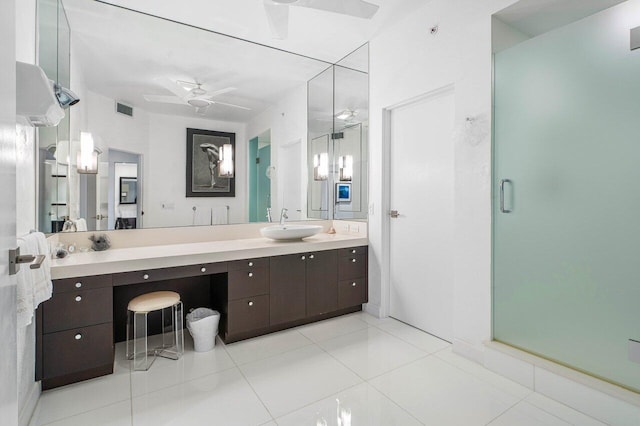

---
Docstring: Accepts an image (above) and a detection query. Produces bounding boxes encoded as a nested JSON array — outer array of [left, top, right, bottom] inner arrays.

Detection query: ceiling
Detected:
[[97, 0, 428, 64], [495, 0, 627, 37], [62, 0, 422, 123]]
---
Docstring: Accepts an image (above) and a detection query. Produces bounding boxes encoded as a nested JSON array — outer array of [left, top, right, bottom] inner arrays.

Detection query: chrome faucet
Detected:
[[266, 207, 273, 223], [279, 208, 288, 226]]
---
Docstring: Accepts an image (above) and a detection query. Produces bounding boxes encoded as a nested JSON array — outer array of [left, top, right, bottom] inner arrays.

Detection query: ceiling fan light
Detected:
[[187, 98, 210, 108]]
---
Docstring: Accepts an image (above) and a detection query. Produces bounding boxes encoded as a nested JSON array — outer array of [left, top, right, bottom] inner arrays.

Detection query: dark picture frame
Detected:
[[336, 182, 352, 202], [186, 128, 236, 197], [119, 176, 137, 204]]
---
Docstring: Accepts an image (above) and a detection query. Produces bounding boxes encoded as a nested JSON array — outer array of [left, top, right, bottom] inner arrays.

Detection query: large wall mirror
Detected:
[[37, 0, 368, 233], [307, 45, 369, 221]]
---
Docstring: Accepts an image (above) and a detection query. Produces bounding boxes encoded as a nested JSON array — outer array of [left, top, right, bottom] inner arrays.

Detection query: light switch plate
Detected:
[[351, 224, 360, 233], [629, 339, 640, 363], [632, 26, 640, 51]]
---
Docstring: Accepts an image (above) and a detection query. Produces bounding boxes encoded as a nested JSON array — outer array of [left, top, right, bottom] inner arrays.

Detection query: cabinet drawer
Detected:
[[338, 278, 368, 309], [43, 287, 112, 333], [43, 323, 113, 379], [338, 246, 368, 258], [338, 254, 367, 280], [53, 275, 112, 294], [228, 267, 269, 300], [227, 295, 269, 335], [228, 257, 269, 272], [113, 262, 227, 286]]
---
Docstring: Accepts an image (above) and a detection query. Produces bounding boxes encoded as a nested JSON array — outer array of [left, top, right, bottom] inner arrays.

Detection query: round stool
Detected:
[[125, 291, 184, 371]]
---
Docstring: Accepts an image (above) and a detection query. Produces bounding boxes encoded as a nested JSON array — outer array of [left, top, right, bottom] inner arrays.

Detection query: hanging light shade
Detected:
[[313, 152, 328, 181], [218, 143, 234, 178], [77, 132, 98, 174], [339, 155, 353, 181]]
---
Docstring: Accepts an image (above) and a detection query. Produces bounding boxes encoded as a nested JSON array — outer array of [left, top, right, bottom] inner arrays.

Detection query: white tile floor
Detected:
[[30, 312, 606, 426]]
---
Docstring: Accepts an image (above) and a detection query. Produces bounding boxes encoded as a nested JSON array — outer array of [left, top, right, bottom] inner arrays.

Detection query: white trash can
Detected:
[[186, 308, 220, 352]]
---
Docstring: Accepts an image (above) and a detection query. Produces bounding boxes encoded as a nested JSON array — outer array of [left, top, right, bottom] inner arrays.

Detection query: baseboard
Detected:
[[363, 302, 382, 318], [19, 381, 40, 426], [484, 341, 640, 425], [452, 338, 484, 364]]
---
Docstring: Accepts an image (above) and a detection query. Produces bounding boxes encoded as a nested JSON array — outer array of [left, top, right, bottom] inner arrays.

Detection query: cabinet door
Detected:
[[270, 254, 306, 325], [306, 250, 338, 316]]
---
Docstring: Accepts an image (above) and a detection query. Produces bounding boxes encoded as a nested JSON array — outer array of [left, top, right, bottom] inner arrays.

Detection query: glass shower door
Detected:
[[493, 3, 640, 392]]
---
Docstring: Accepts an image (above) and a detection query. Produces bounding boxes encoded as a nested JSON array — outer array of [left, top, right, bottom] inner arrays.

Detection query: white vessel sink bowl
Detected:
[[260, 225, 323, 241]]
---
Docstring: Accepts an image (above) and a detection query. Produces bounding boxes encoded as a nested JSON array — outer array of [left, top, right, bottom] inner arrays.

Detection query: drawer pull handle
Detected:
[[75, 295, 82, 302], [351, 249, 356, 254], [74, 333, 82, 340], [301, 255, 306, 260], [309, 254, 315, 259], [75, 282, 82, 288], [248, 261, 254, 267], [248, 272, 254, 278], [248, 301, 254, 307], [351, 259, 357, 263], [201, 267, 207, 273], [352, 282, 357, 287], [143, 274, 149, 280]]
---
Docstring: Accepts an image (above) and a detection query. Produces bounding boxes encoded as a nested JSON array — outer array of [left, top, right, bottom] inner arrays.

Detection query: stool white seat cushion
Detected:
[[128, 291, 180, 312]]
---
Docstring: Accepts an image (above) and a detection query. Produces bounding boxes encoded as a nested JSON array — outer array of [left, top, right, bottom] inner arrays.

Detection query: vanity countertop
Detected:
[[50, 233, 368, 279]]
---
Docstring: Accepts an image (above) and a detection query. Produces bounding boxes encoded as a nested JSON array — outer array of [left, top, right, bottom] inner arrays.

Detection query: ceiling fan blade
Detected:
[[206, 87, 237, 98], [176, 80, 199, 91], [264, 1, 289, 39], [143, 94, 187, 105], [295, 0, 379, 19], [154, 77, 189, 98], [212, 101, 252, 111]]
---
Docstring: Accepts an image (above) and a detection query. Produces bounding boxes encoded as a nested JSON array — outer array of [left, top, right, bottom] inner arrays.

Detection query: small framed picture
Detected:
[[336, 183, 351, 202]]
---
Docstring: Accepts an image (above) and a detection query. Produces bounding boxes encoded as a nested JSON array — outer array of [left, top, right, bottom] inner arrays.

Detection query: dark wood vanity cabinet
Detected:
[[38, 245, 368, 387], [306, 250, 338, 316], [269, 253, 307, 325], [37, 274, 114, 390], [338, 247, 368, 309]]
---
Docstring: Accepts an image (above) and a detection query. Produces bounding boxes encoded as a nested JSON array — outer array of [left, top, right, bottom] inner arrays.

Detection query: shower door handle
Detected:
[[500, 179, 513, 213]]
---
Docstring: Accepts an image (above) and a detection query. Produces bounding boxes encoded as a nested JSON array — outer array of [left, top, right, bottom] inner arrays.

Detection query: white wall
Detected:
[[368, 0, 518, 360], [145, 114, 246, 227], [246, 84, 308, 219]]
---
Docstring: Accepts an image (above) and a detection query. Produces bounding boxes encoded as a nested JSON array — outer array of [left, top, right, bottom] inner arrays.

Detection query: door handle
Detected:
[[500, 179, 513, 213], [390, 210, 400, 218]]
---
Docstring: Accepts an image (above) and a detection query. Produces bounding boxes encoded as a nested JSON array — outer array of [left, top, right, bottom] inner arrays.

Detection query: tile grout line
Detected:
[[218, 337, 278, 424], [433, 350, 534, 403]]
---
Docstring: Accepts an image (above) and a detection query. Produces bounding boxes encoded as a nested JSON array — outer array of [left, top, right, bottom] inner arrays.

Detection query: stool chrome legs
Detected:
[[126, 301, 184, 371]]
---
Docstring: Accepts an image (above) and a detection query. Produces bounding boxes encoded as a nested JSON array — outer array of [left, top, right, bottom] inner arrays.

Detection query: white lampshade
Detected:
[[218, 143, 234, 178], [339, 155, 353, 181], [313, 152, 328, 181], [77, 132, 98, 174]]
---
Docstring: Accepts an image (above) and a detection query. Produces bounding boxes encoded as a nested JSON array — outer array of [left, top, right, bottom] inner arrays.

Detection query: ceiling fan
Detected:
[[264, 0, 380, 39], [143, 78, 251, 115]]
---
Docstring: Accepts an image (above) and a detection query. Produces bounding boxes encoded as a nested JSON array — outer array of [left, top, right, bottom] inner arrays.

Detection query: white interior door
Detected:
[[389, 87, 455, 342], [280, 140, 302, 220], [0, 1, 19, 419]]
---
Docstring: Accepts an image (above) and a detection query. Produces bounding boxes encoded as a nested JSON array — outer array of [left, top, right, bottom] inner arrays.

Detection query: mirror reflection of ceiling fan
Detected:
[[143, 78, 251, 115], [264, 0, 380, 39]]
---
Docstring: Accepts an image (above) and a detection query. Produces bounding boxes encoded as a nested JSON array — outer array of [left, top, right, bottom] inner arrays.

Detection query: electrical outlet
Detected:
[[350, 224, 360, 233], [341, 223, 350, 233]]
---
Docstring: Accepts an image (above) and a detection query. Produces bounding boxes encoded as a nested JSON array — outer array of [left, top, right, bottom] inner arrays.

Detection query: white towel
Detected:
[[75, 218, 88, 232], [16, 232, 52, 327]]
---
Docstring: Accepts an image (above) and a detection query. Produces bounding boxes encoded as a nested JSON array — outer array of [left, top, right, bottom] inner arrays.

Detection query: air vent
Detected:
[[116, 102, 134, 117]]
